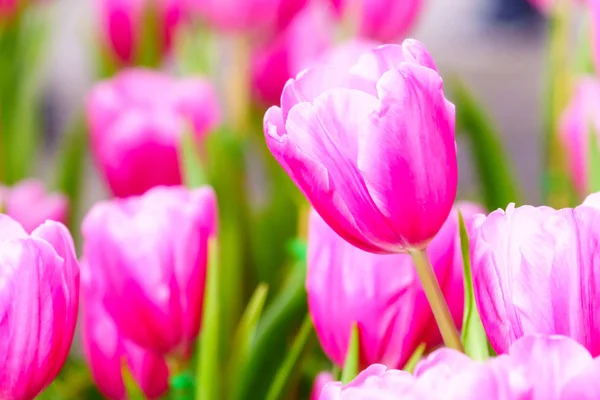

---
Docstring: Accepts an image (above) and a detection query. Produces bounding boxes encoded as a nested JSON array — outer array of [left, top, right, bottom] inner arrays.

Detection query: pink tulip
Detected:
[[81, 261, 168, 399], [311, 372, 334, 400], [559, 78, 600, 197], [329, 0, 423, 43], [0, 179, 68, 233], [264, 39, 457, 254], [187, 0, 307, 34], [251, 3, 332, 106], [0, 215, 79, 400], [82, 185, 217, 357], [320, 335, 600, 399], [0, 0, 19, 21], [470, 202, 600, 355], [307, 203, 483, 369], [96, 0, 185, 64], [87, 68, 220, 198]]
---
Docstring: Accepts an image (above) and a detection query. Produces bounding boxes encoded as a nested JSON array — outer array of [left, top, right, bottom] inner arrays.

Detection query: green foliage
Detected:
[[341, 324, 360, 384]]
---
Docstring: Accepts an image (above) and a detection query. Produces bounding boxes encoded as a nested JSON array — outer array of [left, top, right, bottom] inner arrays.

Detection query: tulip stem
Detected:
[[409, 248, 464, 352]]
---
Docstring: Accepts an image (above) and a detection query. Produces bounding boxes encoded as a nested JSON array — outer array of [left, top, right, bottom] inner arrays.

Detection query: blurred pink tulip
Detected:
[[307, 203, 483, 369], [470, 202, 600, 355], [0, 179, 68, 233], [0, 216, 79, 400], [320, 335, 600, 399], [87, 69, 220, 198], [82, 185, 217, 357], [311, 372, 334, 400], [81, 262, 168, 400], [559, 78, 600, 197], [329, 0, 423, 43], [187, 0, 307, 33], [97, 0, 185, 64], [265, 39, 457, 254], [0, 0, 19, 21]]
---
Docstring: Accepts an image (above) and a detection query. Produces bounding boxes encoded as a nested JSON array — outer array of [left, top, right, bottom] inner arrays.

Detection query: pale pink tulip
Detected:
[[81, 185, 217, 356], [87, 69, 220, 197], [470, 202, 600, 355], [559, 78, 600, 197], [0, 216, 79, 400], [0, 179, 68, 233], [264, 39, 456, 254], [307, 203, 483, 369], [311, 372, 334, 400], [329, 0, 423, 43]]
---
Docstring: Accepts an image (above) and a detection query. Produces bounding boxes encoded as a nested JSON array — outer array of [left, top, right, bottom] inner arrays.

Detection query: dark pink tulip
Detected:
[[96, 0, 185, 64], [310, 372, 334, 400], [264, 39, 457, 254], [87, 69, 220, 198], [307, 203, 483, 369], [0, 216, 79, 400], [470, 202, 600, 355], [82, 185, 218, 357], [81, 262, 168, 399], [329, 0, 423, 43], [0, 179, 68, 233]]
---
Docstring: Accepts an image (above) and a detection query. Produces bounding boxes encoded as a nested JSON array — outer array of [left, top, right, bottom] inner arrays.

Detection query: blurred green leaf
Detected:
[[575, 13, 595, 75], [175, 23, 213, 76], [196, 238, 220, 400], [179, 128, 207, 188], [122, 363, 145, 400], [450, 77, 521, 210], [402, 343, 426, 374], [265, 315, 316, 400], [135, 0, 161, 68], [287, 238, 307, 264], [458, 211, 490, 361], [588, 125, 600, 193], [341, 323, 359, 384]]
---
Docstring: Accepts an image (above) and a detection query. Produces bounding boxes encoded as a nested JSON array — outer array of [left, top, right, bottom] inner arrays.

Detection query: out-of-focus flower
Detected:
[[470, 201, 600, 355], [264, 39, 457, 254], [0, 216, 79, 400], [0, 179, 68, 233], [251, 3, 332, 106], [187, 0, 307, 34], [0, 0, 21, 22], [96, 0, 185, 65], [329, 0, 423, 43], [81, 261, 169, 400], [307, 203, 483, 369], [311, 372, 334, 400], [320, 335, 600, 399], [87, 68, 220, 198], [82, 185, 217, 357], [560, 78, 600, 197]]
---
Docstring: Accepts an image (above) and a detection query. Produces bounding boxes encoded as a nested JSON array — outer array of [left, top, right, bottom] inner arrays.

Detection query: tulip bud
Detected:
[[264, 39, 457, 254], [86, 69, 220, 198], [0, 216, 79, 400], [82, 185, 218, 356], [470, 201, 600, 355], [0, 179, 68, 233], [81, 262, 168, 399], [307, 203, 483, 369], [329, 0, 423, 43]]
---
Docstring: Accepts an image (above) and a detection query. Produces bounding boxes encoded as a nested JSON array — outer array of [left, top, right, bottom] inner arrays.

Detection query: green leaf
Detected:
[[575, 13, 595, 75], [402, 343, 426, 374], [196, 238, 220, 400], [135, 0, 162, 68], [179, 128, 207, 188], [458, 211, 490, 361], [122, 362, 145, 400], [450, 78, 521, 211], [265, 315, 316, 400], [588, 125, 600, 193], [341, 323, 360, 384]]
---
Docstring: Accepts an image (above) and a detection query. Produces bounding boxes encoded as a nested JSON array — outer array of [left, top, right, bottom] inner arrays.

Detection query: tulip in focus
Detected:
[[0, 179, 68, 233], [329, 0, 423, 43], [560, 78, 600, 197], [265, 39, 457, 254], [470, 200, 600, 355], [307, 203, 483, 368], [82, 185, 217, 356], [97, 0, 185, 65], [0, 215, 79, 400], [87, 69, 220, 197], [320, 335, 600, 399], [311, 372, 334, 400], [81, 262, 169, 399]]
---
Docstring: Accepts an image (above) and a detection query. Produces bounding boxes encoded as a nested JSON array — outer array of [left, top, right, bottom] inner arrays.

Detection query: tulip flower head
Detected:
[[87, 69, 220, 197], [0, 216, 79, 400], [265, 39, 457, 254]]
